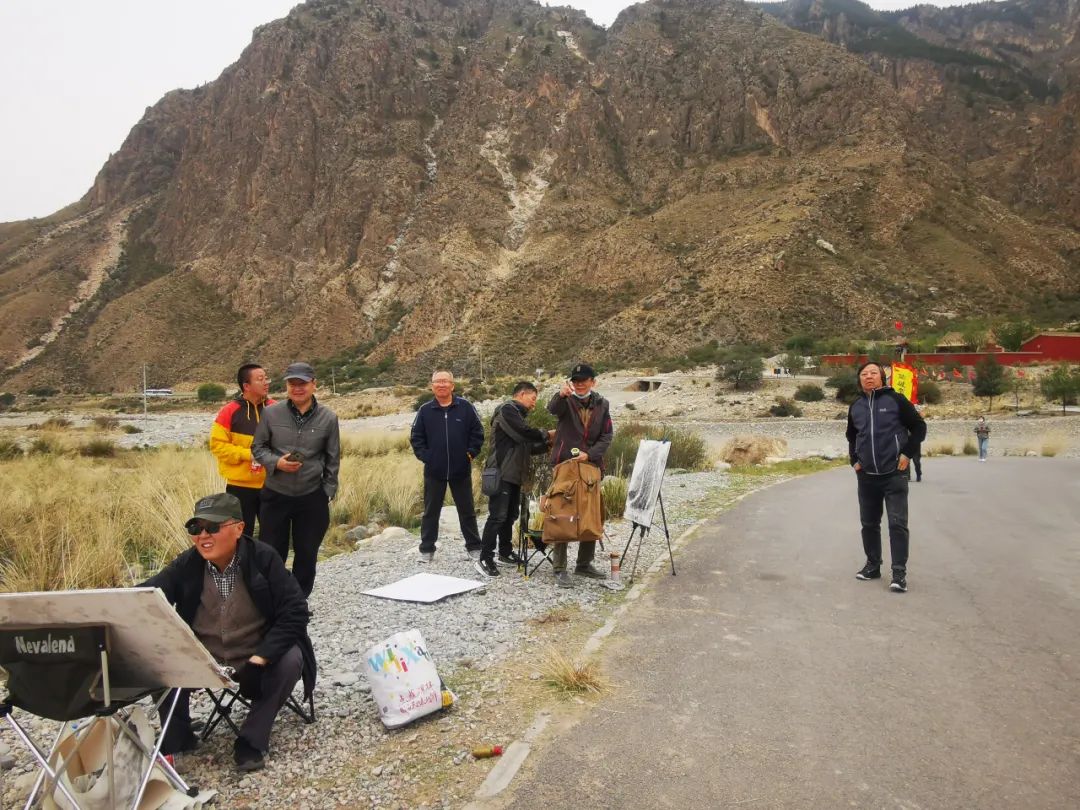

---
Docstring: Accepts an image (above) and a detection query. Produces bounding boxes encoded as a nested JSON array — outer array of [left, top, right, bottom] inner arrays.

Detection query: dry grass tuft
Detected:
[[717, 435, 787, 466], [925, 441, 956, 457], [340, 431, 412, 457], [962, 439, 977, 456], [1040, 432, 1068, 457], [528, 607, 574, 626], [536, 646, 609, 696]]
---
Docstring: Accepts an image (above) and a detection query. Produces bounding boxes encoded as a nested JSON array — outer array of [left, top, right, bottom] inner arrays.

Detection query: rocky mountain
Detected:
[[2, 0, 1079, 392]]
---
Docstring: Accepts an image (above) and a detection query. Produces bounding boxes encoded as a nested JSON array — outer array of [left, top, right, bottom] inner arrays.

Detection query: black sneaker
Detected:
[[890, 571, 907, 592], [855, 563, 881, 581], [474, 558, 499, 578], [498, 550, 524, 565], [234, 738, 265, 772]]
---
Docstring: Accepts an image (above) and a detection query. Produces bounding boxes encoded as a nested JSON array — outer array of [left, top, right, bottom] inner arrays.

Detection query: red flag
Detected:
[[968, 370, 976, 381], [952, 369, 962, 379], [894, 320, 903, 331], [1017, 369, 1026, 377]]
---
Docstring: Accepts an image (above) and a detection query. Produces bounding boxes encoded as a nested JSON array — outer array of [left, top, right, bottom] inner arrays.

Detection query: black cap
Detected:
[[283, 362, 315, 382], [569, 363, 595, 381], [188, 493, 243, 523]]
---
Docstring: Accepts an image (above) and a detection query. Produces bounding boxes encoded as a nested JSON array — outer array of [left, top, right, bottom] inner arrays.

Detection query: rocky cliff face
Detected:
[[2, 0, 1079, 391]]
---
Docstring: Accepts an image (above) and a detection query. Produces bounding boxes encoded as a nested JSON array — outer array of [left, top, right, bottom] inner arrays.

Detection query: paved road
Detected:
[[498, 458, 1080, 809]]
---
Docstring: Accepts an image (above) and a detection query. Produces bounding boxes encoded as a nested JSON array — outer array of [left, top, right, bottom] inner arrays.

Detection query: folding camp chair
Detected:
[[515, 492, 554, 578], [196, 683, 315, 743], [0, 623, 197, 809]]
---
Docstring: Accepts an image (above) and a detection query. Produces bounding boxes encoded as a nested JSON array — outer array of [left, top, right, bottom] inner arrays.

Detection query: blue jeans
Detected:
[[978, 437, 989, 459]]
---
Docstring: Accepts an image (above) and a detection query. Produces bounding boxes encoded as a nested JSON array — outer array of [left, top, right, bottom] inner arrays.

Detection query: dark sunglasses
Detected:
[[185, 519, 239, 536]]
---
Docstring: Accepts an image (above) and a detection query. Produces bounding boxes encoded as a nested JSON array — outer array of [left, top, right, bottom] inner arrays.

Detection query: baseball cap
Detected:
[[283, 362, 316, 382], [569, 363, 596, 381], [189, 493, 243, 523]]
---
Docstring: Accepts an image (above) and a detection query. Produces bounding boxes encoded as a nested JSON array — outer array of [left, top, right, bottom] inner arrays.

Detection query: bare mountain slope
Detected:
[[2, 0, 1079, 391]]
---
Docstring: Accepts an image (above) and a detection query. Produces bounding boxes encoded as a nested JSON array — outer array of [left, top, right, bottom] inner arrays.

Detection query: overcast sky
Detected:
[[1, 0, 974, 223]]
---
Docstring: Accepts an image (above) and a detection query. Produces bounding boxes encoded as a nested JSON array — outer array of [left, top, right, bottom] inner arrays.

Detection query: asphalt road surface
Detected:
[[499, 457, 1080, 809]]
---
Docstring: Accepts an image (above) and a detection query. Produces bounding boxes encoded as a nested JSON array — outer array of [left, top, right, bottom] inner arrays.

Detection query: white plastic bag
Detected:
[[364, 629, 450, 729]]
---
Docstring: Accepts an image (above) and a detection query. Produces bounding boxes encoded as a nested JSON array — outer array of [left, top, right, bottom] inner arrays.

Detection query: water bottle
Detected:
[[472, 745, 503, 758]]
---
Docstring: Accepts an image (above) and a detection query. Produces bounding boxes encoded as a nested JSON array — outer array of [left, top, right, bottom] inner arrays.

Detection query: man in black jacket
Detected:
[[476, 381, 553, 577], [143, 493, 316, 772], [410, 370, 485, 562], [846, 362, 927, 593]]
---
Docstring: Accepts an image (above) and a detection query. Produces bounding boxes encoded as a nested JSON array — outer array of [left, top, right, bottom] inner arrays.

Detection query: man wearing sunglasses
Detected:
[[142, 493, 316, 772]]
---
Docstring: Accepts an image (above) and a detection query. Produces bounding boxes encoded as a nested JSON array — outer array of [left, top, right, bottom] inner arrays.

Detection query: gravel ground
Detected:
[[1, 466, 779, 809]]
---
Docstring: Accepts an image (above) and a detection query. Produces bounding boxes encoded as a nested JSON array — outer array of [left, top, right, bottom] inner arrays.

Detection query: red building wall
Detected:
[[1019, 334, 1080, 362], [822, 352, 1043, 368]]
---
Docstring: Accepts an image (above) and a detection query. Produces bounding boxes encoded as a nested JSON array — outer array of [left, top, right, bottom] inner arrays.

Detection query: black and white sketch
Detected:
[[623, 439, 671, 528]]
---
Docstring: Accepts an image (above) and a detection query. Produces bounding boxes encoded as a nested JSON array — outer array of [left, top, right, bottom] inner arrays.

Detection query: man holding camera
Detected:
[[547, 363, 613, 587], [145, 493, 316, 772], [252, 362, 340, 597]]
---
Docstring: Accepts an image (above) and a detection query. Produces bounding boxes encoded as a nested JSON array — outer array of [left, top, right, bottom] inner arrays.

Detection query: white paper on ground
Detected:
[[362, 573, 484, 603]]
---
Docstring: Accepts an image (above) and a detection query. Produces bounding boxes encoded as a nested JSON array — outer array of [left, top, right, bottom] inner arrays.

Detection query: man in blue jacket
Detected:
[[846, 361, 927, 593], [410, 370, 485, 562]]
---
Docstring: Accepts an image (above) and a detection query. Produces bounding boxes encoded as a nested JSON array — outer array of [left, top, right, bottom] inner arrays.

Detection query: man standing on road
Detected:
[[847, 361, 927, 593], [210, 364, 274, 536], [547, 363, 613, 587], [974, 416, 991, 461], [410, 370, 484, 563], [252, 362, 340, 597], [476, 381, 553, 577]]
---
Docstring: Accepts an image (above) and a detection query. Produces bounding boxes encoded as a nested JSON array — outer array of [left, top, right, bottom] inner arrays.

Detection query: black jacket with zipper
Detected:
[[410, 396, 484, 480], [846, 385, 927, 475], [489, 401, 549, 486]]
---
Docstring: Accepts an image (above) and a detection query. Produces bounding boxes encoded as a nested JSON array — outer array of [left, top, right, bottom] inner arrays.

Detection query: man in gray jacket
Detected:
[[476, 382, 553, 577], [846, 361, 926, 593], [253, 362, 340, 596]]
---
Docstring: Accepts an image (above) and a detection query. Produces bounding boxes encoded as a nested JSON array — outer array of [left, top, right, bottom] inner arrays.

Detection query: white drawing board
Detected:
[[362, 573, 484, 604], [0, 587, 231, 689], [623, 439, 671, 528]]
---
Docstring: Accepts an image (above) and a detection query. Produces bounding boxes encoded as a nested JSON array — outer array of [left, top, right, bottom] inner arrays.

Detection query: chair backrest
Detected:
[[0, 624, 109, 720]]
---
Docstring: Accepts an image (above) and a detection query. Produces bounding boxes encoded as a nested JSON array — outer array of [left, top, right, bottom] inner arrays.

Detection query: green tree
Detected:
[[785, 334, 815, 354], [825, 369, 860, 404], [196, 383, 227, 403], [1040, 364, 1080, 414], [995, 320, 1032, 352], [780, 352, 806, 378], [0, 392, 14, 410], [972, 356, 1007, 412], [715, 346, 763, 391]]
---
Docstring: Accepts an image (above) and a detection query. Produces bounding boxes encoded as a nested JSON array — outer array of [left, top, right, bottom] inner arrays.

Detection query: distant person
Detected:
[[975, 416, 991, 461], [410, 370, 484, 562], [252, 362, 340, 597], [476, 382, 553, 577], [547, 363, 613, 588], [210, 364, 274, 535], [144, 493, 316, 773], [846, 361, 927, 593]]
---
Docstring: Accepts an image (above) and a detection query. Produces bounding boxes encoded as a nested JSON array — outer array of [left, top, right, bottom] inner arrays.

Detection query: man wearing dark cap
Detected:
[[547, 363, 614, 587], [252, 362, 340, 596], [142, 493, 316, 772]]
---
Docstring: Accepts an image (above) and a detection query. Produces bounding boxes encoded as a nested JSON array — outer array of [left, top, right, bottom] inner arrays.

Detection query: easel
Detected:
[[0, 588, 231, 809], [619, 439, 676, 583], [619, 490, 676, 583]]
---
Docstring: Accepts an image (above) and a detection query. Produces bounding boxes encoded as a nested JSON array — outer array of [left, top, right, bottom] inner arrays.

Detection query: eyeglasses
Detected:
[[185, 520, 239, 537]]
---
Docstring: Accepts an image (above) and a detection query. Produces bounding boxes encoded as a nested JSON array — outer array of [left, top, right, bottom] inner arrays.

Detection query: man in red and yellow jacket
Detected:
[[210, 364, 274, 535]]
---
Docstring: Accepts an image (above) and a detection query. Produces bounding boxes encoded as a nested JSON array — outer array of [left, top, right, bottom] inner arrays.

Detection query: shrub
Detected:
[[121, 424, 143, 434], [793, 384, 824, 402], [93, 415, 120, 430], [41, 416, 72, 431], [196, 383, 227, 403], [825, 369, 859, 404], [1040, 432, 1067, 457], [0, 439, 23, 460], [412, 392, 435, 411], [919, 380, 943, 404], [0, 392, 15, 410], [769, 398, 803, 417], [926, 441, 955, 456], [717, 435, 787, 465], [28, 386, 58, 398], [601, 476, 628, 518], [962, 439, 977, 455], [29, 436, 62, 455], [79, 439, 117, 458], [715, 345, 764, 391], [605, 423, 709, 474]]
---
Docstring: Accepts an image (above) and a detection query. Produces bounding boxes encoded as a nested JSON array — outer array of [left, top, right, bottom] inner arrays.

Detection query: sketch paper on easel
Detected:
[[623, 440, 670, 528]]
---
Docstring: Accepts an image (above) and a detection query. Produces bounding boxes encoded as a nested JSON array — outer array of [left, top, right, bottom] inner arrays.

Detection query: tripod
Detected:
[[619, 490, 675, 583]]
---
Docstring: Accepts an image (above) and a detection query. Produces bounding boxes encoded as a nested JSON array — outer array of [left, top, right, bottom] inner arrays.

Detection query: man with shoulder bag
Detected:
[[476, 382, 553, 577]]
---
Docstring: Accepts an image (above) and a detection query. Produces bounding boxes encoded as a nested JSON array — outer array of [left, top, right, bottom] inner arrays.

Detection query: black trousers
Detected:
[[420, 474, 481, 553], [480, 482, 521, 560], [857, 471, 910, 571], [226, 484, 262, 538], [161, 645, 304, 754], [258, 487, 329, 596]]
